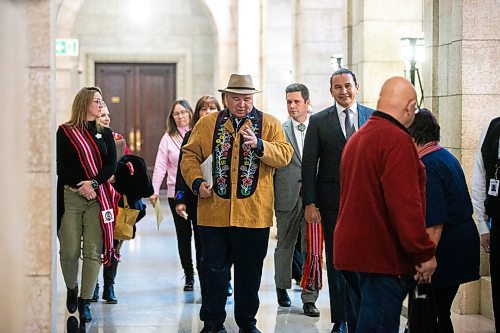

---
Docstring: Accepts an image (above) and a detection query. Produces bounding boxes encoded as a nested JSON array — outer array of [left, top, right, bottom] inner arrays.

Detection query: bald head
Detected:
[[377, 77, 418, 128]]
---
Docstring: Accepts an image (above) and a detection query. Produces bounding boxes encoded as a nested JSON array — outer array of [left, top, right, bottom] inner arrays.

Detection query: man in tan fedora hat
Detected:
[[181, 73, 293, 333]]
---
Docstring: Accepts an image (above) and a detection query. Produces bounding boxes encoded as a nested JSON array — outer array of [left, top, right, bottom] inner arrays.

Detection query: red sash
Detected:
[[60, 124, 120, 264], [418, 141, 443, 159], [301, 222, 324, 290]]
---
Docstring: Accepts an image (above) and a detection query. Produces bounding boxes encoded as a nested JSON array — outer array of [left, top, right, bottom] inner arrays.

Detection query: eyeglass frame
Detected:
[[93, 99, 106, 107], [172, 110, 189, 117]]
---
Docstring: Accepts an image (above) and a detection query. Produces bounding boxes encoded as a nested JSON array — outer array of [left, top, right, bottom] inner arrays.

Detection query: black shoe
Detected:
[[91, 283, 99, 302], [331, 321, 347, 333], [78, 297, 92, 322], [303, 302, 320, 317], [66, 286, 78, 314], [103, 284, 118, 304], [276, 288, 291, 307], [66, 316, 79, 333], [238, 326, 261, 333], [227, 282, 233, 297], [184, 276, 194, 291], [200, 325, 226, 333]]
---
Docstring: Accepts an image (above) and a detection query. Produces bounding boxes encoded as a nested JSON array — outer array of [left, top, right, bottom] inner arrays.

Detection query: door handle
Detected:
[[129, 129, 135, 152], [135, 129, 142, 152]]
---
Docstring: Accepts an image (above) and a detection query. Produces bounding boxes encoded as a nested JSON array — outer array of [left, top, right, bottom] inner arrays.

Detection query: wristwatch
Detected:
[[91, 179, 98, 189]]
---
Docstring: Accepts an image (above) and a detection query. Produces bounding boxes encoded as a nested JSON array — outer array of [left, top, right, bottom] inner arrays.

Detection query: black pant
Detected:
[[490, 217, 500, 332], [198, 226, 269, 329], [433, 285, 459, 333], [320, 209, 348, 322], [168, 198, 197, 277]]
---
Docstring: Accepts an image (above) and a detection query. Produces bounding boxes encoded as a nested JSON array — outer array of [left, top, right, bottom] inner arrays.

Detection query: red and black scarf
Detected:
[[60, 124, 120, 264], [301, 222, 324, 290]]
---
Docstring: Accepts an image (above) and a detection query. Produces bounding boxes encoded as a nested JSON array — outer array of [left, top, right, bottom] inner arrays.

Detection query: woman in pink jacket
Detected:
[[150, 99, 194, 290]]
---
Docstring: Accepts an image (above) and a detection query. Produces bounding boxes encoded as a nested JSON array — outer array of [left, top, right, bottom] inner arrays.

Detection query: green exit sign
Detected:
[[56, 39, 79, 56]]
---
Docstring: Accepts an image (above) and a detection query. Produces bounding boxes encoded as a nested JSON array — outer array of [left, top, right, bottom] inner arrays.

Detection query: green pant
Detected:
[[58, 188, 103, 299]]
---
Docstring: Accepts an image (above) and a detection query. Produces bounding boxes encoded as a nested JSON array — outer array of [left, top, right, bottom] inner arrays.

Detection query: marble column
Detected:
[[294, 0, 344, 112], [346, 0, 423, 108], [423, 0, 500, 317], [27, 0, 56, 331], [0, 1, 27, 332]]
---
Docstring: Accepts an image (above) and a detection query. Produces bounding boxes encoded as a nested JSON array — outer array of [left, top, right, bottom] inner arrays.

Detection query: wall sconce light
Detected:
[[400, 36, 425, 108], [330, 54, 343, 70]]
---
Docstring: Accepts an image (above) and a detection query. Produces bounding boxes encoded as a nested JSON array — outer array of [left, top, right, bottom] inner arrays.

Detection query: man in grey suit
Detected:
[[274, 83, 320, 317], [302, 68, 374, 333]]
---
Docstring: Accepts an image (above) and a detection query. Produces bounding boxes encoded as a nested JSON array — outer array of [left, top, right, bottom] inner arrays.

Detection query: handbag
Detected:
[[114, 195, 140, 240], [406, 283, 438, 333]]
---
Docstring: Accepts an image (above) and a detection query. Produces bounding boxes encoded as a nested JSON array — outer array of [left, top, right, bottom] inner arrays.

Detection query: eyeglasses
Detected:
[[172, 110, 188, 117], [93, 99, 106, 107]]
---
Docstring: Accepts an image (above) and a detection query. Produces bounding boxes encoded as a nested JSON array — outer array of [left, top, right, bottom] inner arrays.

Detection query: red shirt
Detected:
[[334, 112, 435, 275]]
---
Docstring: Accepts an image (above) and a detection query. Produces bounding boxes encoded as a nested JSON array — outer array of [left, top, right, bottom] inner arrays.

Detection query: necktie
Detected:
[[344, 109, 355, 140], [297, 123, 306, 157]]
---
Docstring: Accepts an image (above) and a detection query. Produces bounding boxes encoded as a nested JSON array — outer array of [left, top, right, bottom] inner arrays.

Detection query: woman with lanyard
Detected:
[[56, 87, 120, 322], [150, 100, 194, 291]]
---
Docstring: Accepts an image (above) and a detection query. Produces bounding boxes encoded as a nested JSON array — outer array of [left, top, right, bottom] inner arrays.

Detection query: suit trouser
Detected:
[[489, 217, 500, 332], [199, 226, 269, 329], [321, 208, 348, 322], [275, 198, 317, 303], [58, 189, 103, 299]]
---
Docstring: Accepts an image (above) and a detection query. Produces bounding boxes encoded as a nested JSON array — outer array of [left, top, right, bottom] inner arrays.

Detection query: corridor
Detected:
[[56, 196, 495, 333]]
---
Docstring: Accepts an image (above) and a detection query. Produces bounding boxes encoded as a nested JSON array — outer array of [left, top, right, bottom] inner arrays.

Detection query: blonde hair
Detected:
[[66, 86, 103, 132]]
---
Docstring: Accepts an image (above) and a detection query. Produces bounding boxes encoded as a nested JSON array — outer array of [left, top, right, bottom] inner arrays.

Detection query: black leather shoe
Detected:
[[200, 325, 226, 333], [276, 288, 291, 307], [303, 302, 320, 317], [66, 316, 78, 333], [78, 297, 92, 322], [91, 283, 99, 302], [184, 276, 194, 291], [238, 327, 261, 333], [103, 284, 118, 304], [331, 321, 347, 333], [227, 282, 233, 297], [66, 286, 78, 314]]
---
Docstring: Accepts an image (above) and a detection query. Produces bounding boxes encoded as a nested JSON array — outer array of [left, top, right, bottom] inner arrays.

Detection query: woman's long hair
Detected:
[[191, 95, 221, 128], [166, 99, 193, 139], [67, 86, 103, 132]]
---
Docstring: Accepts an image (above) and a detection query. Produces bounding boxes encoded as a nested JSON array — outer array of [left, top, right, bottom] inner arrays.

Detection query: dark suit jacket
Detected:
[[302, 104, 374, 212], [274, 119, 303, 211]]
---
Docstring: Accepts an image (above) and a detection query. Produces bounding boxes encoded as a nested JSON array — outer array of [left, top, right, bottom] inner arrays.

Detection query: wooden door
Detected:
[[95, 63, 176, 174]]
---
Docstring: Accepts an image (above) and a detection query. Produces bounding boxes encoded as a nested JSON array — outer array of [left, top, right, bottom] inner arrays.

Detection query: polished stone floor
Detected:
[[57, 199, 495, 333]]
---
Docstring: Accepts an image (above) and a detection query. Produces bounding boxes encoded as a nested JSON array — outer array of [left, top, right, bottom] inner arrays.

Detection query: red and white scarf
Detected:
[[61, 124, 120, 264], [301, 222, 324, 290], [418, 141, 443, 159]]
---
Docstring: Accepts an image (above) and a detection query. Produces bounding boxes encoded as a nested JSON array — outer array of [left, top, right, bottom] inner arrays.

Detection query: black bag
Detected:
[[406, 283, 437, 333]]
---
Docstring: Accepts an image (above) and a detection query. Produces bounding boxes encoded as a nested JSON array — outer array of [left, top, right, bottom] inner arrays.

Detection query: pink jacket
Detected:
[[152, 126, 189, 198]]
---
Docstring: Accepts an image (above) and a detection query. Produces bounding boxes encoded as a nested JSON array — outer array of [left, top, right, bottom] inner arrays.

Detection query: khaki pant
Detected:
[[58, 189, 102, 299]]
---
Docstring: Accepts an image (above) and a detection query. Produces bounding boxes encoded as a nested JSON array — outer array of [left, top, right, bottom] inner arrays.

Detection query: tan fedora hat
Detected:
[[218, 74, 261, 95]]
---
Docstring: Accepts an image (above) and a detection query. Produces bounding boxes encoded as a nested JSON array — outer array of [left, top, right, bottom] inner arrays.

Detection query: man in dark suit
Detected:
[[274, 83, 320, 317], [302, 68, 374, 333]]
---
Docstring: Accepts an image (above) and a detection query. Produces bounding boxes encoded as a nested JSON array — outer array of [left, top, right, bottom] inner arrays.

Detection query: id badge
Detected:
[[102, 209, 115, 223], [489, 179, 499, 196]]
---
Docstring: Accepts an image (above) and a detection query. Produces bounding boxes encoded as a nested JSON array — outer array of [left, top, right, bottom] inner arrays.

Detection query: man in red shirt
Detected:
[[334, 77, 437, 332]]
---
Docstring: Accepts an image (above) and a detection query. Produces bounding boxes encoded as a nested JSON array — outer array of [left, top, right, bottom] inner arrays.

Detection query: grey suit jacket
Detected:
[[274, 119, 303, 211]]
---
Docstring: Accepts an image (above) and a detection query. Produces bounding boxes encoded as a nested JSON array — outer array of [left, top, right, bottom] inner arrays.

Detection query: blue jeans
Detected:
[[198, 226, 269, 329], [343, 271, 415, 333]]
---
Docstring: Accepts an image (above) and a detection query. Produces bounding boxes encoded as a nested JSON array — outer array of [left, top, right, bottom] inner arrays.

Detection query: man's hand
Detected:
[[199, 181, 213, 198], [149, 194, 158, 207], [241, 125, 257, 148], [414, 256, 437, 283], [305, 204, 321, 224], [481, 233, 491, 253]]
